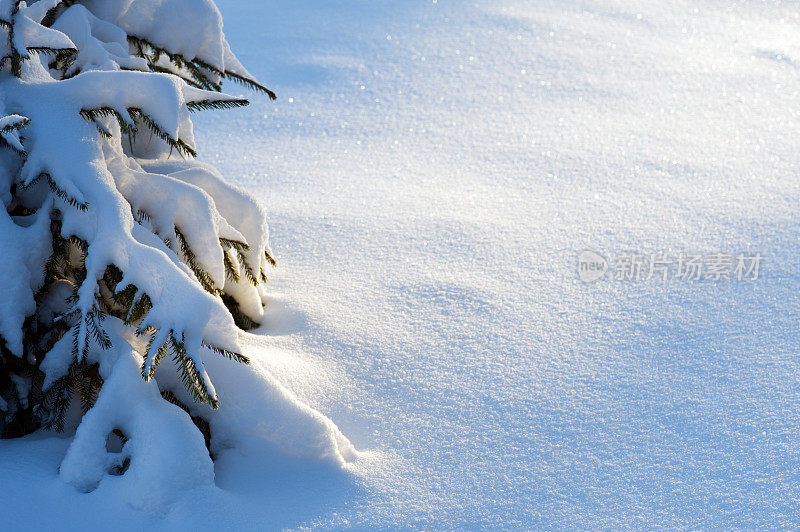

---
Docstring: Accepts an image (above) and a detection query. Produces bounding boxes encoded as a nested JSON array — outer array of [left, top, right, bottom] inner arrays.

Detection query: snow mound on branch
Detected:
[[0, 203, 51, 357], [139, 158, 274, 320], [59, 322, 356, 508], [60, 331, 215, 508], [84, 0, 239, 73], [52, 5, 149, 76], [149, 333, 358, 466], [205, 340, 358, 465], [10, 3, 75, 58]]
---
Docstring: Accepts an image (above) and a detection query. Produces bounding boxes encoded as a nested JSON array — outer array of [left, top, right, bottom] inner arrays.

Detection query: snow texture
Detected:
[[3, 0, 800, 529]]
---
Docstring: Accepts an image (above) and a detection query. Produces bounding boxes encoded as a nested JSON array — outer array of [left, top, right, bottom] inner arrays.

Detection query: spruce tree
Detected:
[[0, 0, 354, 499]]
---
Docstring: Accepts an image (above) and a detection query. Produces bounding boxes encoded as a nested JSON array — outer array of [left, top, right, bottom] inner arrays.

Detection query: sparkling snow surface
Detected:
[[5, 0, 800, 528]]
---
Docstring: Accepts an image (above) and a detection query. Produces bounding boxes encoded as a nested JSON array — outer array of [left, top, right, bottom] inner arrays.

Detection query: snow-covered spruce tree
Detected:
[[0, 0, 354, 502]]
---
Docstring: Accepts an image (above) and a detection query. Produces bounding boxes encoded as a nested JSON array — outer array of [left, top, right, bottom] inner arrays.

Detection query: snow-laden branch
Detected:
[[0, 0, 355, 496]]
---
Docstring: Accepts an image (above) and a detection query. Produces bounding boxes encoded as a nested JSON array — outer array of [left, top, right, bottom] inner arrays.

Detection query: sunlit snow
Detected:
[[3, 0, 800, 528]]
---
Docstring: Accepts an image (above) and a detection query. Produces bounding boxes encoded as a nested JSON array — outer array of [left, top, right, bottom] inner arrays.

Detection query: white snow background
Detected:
[[3, 0, 800, 528]]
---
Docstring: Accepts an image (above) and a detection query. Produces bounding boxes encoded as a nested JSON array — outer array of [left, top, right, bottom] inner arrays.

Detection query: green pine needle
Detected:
[[186, 98, 249, 112]]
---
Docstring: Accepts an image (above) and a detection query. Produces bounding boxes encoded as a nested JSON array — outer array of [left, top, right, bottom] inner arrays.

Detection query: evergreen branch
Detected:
[[69, 235, 88, 255], [126, 35, 276, 99], [264, 249, 277, 267], [131, 207, 155, 235], [181, 61, 221, 92], [2, 53, 13, 73], [236, 247, 258, 286], [37, 374, 72, 431], [80, 107, 135, 135], [42, 251, 68, 287], [128, 108, 196, 158], [221, 238, 258, 285], [134, 209, 152, 224], [203, 342, 249, 364], [220, 237, 250, 252], [9, 51, 22, 78], [27, 46, 76, 57], [103, 264, 124, 286], [21, 172, 88, 211], [42, 0, 79, 27], [150, 339, 169, 379], [112, 284, 137, 310], [70, 319, 87, 360], [0, 116, 29, 133], [141, 330, 169, 381], [0, 135, 26, 155], [49, 175, 88, 211], [74, 363, 101, 415], [188, 56, 224, 77], [85, 307, 111, 351], [52, 48, 78, 77], [220, 294, 258, 330], [175, 226, 218, 294], [186, 98, 250, 112], [7, 2, 23, 77], [170, 335, 219, 408], [220, 238, 248, 283], [149, 63, 198, 87], [4, 46, 76, 77], [3, 3, 280, 437], [36, 359, 100, 431], [223, 70, 277, 100], [165, 53, 223, 93], [92, 119, 112, 139], [127, 35, 221, 92], [126, 293, 152, 326], [222, 248, 239, 282], [37, 219, 68, 292], [80, 106, 195, 157]]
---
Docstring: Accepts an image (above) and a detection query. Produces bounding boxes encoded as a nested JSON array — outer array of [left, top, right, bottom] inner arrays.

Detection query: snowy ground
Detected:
[[4, 0, 800, 528]]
